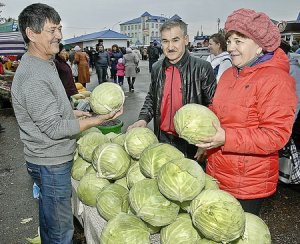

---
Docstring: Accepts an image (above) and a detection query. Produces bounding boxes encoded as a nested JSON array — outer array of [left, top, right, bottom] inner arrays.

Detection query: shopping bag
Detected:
[[278, 138, 300, 184]]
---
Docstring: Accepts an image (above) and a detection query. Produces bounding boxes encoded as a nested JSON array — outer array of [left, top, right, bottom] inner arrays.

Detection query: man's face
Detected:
[[32, 20, 62, 59], [161, 26, 188, 64]]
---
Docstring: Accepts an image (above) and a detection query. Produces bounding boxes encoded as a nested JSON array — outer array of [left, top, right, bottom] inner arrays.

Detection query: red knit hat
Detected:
[[224, 8, 281, 52]]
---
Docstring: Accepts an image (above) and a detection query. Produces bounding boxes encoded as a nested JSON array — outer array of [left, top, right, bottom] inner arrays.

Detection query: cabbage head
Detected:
[[77, 173, 110, 206], [124, 127, 158, 159], [75, 126, 100, 140], [92, 143, 130, 180], [77, 132, 109, 162], [190, 189, 245, 243], [161, 213, 202, 244], [105, 132, 119, 141], [129, 179, 179, 227], [96, 184, 129, 221], [174, 104, 220, 144], [204, 174, 219, 190], [114, 177, 128, 190], [100, 212, 150, 244], [139, 143, 184, 178], [157, 158, 206, 202], [90, 82, 125, 115], [111, 133, 126, 146], [126, 162, 146, 189], [232, 213, 271, 244], [85, 165, 97, 175], [71, 156, 90, 181]]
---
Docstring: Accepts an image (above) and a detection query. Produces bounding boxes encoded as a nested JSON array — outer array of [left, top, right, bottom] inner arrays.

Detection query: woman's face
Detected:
[[226, 33, 262, 67], [58, 48, 67, 61], [208, 39, 221, 56]]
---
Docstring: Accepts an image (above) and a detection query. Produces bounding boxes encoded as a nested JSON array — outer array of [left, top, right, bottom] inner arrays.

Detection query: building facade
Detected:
[[120, 12, 181, 46]]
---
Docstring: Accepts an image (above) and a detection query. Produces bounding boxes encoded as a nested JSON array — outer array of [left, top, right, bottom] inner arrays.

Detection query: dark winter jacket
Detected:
[[138, 50, 216, 137]]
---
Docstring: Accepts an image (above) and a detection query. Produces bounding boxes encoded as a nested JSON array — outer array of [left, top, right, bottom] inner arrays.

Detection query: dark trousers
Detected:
[[238, 198, 265, 215], [127, 77, 136, 92], [118, 76, 124, 85], [149, 59, 158, 73], [111, 68, 117, 82], [158, 131, 197, 160], [96, 66, 107, 84]]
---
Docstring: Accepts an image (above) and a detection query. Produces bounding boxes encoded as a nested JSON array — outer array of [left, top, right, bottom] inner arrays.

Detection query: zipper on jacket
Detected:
[[169, 66, 175, 131]]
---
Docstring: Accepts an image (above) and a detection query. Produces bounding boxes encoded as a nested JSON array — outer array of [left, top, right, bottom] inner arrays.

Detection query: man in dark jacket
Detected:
[[147, 41, 160, 72], [94, 44, 110, 84], [128, 19, 216, 159]]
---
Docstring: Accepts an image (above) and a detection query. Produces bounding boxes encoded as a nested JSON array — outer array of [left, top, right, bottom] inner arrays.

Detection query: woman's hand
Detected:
[[196, 122, 225, 150]]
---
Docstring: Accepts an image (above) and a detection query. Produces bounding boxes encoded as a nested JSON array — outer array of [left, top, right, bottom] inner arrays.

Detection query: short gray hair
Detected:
[[160, 19, 187, 36]]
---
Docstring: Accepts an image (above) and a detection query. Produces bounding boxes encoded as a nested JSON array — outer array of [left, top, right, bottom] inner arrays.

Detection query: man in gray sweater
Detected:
[[11, 3, 122, 243]]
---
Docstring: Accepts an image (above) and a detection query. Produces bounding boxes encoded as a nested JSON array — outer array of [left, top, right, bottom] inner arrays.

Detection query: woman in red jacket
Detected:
[[196, 8, 297, 215]]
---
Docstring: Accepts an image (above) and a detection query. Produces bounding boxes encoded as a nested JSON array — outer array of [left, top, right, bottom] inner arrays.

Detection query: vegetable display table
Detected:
[[71, 178, 160, 244]]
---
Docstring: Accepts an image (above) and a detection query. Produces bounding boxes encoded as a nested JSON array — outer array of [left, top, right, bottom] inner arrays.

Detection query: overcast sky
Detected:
[[2, 0, 300, 40]]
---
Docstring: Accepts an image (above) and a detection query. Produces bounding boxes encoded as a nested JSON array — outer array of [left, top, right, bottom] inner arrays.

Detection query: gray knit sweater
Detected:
[[11, 52, 80, 165]]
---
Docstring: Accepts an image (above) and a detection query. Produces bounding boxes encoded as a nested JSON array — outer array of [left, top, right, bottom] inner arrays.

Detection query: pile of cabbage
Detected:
[[72, 126, 271, 244]]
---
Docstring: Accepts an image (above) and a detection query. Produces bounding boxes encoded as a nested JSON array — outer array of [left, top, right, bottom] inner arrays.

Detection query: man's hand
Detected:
[[73, 110, 92, 119], [194, 147, 207, 162], [196, 122, 225, 150], [96, 107, 124, 125], [127, 119, 147, 131]]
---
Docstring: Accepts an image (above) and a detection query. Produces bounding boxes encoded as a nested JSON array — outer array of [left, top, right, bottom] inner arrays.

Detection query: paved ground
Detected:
[[0, 60, 300, 243]]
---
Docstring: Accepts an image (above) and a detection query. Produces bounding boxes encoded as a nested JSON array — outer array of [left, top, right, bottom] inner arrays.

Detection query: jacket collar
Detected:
[[163, 49, 189, 69]]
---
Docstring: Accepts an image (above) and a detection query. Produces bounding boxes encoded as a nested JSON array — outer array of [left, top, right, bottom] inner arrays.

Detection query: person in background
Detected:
[[142, 47, 148, 60], [196, 8, 297, 215], [94, 44, 110, 84], [98, 38, 104, 47], [110, 44, 123, 83], [74, 45, 90, 87], [123, 47, 139, 92], [207, 33, 232, 83], [147, 41, 159, 72], [202, 38, 209, 47], [116, 58, 125, 86], [54, 43, 78, 99], [128, 19, 216, 160], [291, 40, 299, 52], [131, 46, 142, 60], [280, 40, 300, 115], [68, 48, 75, 65], [11, 4, 122, 243]]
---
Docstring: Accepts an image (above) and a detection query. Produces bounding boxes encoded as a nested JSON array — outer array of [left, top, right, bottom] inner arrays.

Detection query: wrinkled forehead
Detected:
[[43, 19, 62, 29], [161, 26, 185, 40]]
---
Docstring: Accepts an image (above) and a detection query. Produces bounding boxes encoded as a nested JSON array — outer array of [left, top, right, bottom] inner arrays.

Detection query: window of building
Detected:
[[139, 24, 141, 29], [151, 31, 154, 37], [146, 23, 149, 29], [156, 31, 158, 37], [131, 25, 134, 30], [135, 33, 137, 37], [124, 26, 127, 31], [135, 25, 137, 30], [156, 24, 158, 28], [152, 23, 154, 28]]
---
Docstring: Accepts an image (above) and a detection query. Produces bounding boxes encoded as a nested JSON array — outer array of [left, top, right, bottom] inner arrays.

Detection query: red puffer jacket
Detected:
[[207, 48, 297, 199]]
